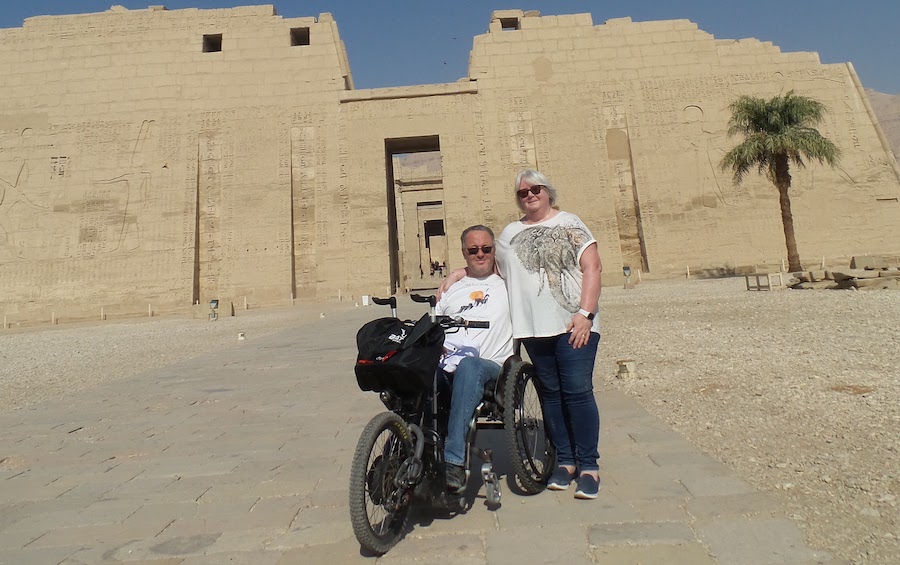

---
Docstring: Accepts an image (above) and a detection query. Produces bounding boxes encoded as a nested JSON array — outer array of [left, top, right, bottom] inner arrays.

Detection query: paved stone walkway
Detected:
[[0, 300, 841, 564]]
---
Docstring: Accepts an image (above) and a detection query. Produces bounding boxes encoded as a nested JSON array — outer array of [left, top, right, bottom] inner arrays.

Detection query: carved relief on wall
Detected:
[[0, 119, 172, 265], [677, 104, 740, 209], [0, 129, 53, 261], [508, 110, 537, 171]]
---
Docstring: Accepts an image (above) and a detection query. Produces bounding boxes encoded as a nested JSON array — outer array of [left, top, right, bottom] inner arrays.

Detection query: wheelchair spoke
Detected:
[[363, 431, 405, 534]]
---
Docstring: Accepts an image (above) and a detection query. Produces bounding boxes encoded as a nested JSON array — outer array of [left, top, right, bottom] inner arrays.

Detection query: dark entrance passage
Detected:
[[384, 136, 444, 293]]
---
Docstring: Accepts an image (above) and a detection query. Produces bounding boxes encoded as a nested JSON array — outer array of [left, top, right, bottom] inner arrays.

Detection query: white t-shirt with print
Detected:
[[496, 211, 602, 339], [435, 274, 514, 366]]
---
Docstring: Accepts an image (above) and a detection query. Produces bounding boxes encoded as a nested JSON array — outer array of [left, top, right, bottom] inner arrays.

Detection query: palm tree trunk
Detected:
[[774, 156, 802, 272]]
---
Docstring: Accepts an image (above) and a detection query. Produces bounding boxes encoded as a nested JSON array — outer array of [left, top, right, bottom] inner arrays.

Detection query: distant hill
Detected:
[[865, 88, 900, 160]]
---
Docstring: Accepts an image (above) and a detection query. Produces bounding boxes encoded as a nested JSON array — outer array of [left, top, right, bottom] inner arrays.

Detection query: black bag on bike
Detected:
[[355, 313, 444, 394]]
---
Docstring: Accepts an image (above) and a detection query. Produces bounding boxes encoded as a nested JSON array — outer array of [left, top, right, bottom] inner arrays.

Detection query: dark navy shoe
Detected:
[[546, 467, 576, 491], [445, 463, 466, 494], [574, 474, 600, 499]]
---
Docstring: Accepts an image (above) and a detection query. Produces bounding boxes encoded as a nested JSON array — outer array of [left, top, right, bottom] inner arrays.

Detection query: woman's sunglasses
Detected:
[[516, 185, 545, 199], [466, 246, 494, 255]]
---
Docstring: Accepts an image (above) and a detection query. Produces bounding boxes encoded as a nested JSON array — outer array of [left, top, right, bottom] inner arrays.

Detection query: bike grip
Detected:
[[466, 320, 490, 329], [410, 294, 437, 307], [371, 296, 396, 309]]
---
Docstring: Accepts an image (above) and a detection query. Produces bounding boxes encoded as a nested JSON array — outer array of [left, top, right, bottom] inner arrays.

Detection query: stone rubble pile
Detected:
[[791, 255, 900, 290]]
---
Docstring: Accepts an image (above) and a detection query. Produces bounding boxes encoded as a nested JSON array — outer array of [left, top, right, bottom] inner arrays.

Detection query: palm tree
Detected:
[[720, 90, 840, 272]]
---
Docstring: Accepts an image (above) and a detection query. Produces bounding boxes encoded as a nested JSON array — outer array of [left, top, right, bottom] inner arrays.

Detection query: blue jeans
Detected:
[[444, 356, 501, 466], [522, 332, 600, 472]]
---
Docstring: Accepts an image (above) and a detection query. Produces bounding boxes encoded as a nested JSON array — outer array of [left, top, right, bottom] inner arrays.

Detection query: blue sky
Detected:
[[3, 1, 897, 93]]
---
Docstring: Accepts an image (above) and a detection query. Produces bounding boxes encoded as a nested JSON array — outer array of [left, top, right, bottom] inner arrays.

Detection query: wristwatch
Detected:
[[577, 308, 595, 320]]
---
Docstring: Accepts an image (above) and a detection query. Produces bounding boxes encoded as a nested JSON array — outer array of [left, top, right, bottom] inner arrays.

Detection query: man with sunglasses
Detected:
[[436, 224, 513, 494]]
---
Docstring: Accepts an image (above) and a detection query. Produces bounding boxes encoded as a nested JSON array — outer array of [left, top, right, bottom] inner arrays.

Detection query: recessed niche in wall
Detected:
[[290, 27, 310, 46], [203, 34, 223, 52]]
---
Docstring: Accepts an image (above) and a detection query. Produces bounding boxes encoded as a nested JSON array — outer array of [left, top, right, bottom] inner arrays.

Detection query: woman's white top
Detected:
[[497, 211, 601, 339]]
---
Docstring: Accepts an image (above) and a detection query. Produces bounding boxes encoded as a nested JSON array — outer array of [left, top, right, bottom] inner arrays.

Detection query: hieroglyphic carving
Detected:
[[160, 122, 198, 282], [49, 156, 68, 179], [640, 77, 730, 102], [75, 190, 113, 257], [291, 117, 320, 292], [272, 124, 292, 262], [87, 173, 151, 254], [534, 129, 550, 172], [508, 110, 537, 171], [600, 90, 626, 104], [836, 88, 865, 152], [0, 158, 41, 261], [198, 131, 225, 299], [782, 67, 844, 83], [337, 118, 350, 247], [472, 99, 494, 230], [181, 158, 197, 289], [602, 106, 627, 131]]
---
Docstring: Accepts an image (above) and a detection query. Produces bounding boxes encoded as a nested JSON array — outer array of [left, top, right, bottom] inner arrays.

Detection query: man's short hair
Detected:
[[459, 225, 494, 247]]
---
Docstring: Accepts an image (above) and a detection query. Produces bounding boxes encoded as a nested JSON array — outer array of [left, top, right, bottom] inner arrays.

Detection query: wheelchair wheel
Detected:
[[349, 411, 413, 555], [502, 358, 555, 494]]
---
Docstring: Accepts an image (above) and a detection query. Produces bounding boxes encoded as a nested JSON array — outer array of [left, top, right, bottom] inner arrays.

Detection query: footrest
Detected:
[[482, 462, 501, 505], [476, 421, 504, 430]]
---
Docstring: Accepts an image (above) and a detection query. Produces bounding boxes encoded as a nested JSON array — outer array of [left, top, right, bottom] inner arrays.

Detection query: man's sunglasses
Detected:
[[517, 185, 545, 199], [466, 246, 494, 255]]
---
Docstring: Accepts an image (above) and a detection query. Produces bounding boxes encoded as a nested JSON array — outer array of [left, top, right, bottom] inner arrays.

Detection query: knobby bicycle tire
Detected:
[[349, 411, 414, 555], [502, 358, 555, 494]]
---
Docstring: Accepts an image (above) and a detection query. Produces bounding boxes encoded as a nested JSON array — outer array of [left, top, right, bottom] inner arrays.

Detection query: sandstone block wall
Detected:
[[0, 5, 352, 320], [1, 5, 898, 323], [468, 11, 900, 277]]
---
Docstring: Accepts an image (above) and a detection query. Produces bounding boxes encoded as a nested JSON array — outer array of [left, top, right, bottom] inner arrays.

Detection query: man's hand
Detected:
[[436, 268, 466, 300]]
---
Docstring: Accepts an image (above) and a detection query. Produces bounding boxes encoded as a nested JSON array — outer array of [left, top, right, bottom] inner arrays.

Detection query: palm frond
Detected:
[[718, 90, 837, 273], [720, 91, 840, 184]]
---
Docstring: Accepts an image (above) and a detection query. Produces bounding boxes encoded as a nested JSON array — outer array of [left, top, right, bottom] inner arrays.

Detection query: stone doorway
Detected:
[[384, 136, 444, 293], [415, 212, 448, 289]]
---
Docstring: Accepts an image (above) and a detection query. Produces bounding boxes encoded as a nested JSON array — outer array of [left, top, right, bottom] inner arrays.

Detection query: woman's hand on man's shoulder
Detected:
[[436, 268, 467, 299]]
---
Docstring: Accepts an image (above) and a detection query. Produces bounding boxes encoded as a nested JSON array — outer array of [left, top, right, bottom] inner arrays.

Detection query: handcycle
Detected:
[[348, 294, 555, 555]]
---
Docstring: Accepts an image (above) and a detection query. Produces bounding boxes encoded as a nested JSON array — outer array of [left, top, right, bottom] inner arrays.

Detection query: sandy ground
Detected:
[[600, 278, 899, 564], [1, 278, 897, 563]]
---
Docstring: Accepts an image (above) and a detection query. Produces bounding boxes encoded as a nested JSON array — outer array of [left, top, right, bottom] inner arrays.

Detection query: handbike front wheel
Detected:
[[349, 411, 414, 555], [503, 359, 555, 494]]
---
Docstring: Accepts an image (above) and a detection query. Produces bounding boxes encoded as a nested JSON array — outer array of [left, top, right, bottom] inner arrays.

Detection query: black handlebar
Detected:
[[410, 294, 437, 307], [438, 316, 489, 330], [371, 296, 396, 309], [370, 295, 486, 330]]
